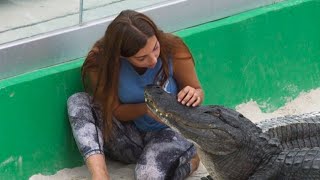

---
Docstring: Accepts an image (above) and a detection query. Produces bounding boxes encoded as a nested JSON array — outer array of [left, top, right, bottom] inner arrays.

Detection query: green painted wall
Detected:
[[0, 60, 84, 179], [0, 0, 319, 179], [176, 0, 320, 112]]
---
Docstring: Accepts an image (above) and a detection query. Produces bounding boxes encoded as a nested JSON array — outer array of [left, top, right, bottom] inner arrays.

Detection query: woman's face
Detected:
[[127, 35, 160, 69]]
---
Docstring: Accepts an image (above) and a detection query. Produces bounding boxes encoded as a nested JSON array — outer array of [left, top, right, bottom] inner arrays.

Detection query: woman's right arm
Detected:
[[113, 102, 147, 121], [113, 99, 161, 122]]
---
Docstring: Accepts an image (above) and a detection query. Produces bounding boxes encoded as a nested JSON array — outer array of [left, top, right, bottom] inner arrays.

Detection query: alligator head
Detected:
[[144, 85, 278, 179], [145, 85, 263, 155]]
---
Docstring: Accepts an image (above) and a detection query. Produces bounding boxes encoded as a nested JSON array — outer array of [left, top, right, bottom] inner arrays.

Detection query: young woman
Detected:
[[67, 9, 204, 180]]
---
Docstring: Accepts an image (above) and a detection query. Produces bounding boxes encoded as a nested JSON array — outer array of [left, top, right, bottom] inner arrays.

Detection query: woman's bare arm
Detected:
[[112, 98, 161, 122], [173, 45, 204, 106]]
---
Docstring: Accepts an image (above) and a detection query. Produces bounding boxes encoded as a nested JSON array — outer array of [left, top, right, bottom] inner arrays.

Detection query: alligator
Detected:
[[144, 85, 320, 180]]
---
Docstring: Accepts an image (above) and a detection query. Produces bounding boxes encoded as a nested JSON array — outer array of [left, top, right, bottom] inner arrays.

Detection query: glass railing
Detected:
[[0, 0, 279, 80], [0, 0, 170, 45]]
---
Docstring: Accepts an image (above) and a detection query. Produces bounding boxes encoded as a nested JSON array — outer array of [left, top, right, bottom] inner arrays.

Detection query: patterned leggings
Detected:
[[67, 92, 197, 180]]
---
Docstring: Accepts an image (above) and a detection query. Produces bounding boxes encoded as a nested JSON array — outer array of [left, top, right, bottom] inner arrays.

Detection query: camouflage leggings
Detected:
[[67, 92, 197, 180]]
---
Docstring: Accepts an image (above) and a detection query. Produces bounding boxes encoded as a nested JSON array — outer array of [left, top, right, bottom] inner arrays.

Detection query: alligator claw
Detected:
[[200, 175, 213, 180]]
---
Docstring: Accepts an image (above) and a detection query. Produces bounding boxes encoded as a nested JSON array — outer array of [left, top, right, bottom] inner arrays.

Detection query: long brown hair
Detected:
[[81, 10, 193, 139]]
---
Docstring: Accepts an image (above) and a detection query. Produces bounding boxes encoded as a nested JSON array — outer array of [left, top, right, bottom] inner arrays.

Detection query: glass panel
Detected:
[[0, 0, 80, 45], [82, 0, 170, 23], [0, 0, 279, 80]]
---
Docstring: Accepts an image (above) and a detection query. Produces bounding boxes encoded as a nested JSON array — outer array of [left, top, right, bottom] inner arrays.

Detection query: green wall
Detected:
[[0, 60, 84, 179], [0, 0, 320, 179], [177, 0, 320, 112]]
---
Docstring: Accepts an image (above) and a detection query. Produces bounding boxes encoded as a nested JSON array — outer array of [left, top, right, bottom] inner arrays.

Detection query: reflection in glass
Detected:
[[82, 0, 170, 23], [0, 0, 80, 45], [0, 0, 171, 45]]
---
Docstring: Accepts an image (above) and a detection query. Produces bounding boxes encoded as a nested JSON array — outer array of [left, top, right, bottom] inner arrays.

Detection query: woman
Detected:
[[67, 9, 204, 180]]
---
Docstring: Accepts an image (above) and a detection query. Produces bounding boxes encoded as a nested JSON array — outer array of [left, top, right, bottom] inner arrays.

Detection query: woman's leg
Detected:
[[104, 118, 144, 163], [67, 92, 105, 159], [67, 92, 144, 164], [67, 92, 108, 179], [135, 128, 198, 180]]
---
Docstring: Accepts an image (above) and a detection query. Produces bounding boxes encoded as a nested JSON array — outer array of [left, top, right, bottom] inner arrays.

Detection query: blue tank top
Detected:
[[118, 57, 178, 132]]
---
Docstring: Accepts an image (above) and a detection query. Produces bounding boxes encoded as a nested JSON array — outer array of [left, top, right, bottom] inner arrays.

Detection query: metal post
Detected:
[[79, 0, 84, 24]]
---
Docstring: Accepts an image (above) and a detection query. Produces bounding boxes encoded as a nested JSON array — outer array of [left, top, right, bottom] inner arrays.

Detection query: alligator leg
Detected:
[[200, 175, 214, 180]]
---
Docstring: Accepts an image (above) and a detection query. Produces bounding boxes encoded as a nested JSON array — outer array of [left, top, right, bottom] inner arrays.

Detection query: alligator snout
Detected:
[[145, 85, 163, 95]]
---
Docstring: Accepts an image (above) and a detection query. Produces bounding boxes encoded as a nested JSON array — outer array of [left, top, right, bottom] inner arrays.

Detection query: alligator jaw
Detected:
[[145, 96, 172, 126], [145, 94, 195, 135], [144, 86, 211, 129], [144, 85, 240, 156]]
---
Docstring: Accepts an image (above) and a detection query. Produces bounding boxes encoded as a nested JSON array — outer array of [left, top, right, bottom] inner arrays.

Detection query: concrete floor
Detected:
[[0, 0, 168, 44]]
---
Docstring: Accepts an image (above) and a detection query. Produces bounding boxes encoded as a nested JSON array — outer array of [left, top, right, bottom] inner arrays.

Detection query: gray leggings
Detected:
[[67, 92, 197, 180]]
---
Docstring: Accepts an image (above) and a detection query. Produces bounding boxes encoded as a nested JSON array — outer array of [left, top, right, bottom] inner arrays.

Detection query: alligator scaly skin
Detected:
[[249, 147, 320, 179], [144, 85, 320, 180], [257, 112, 320, 149]]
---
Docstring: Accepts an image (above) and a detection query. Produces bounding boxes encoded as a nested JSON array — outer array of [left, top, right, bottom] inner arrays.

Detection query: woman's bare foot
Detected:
[[86, 154, 110, 180]]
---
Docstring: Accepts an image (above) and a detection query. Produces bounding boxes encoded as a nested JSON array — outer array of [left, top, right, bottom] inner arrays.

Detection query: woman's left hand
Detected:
[[177, 86, 203, 107]]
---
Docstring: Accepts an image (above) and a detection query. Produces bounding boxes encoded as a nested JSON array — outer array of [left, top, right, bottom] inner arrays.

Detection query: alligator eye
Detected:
[[213, 112, 220, 117], [204, 110, 221, 117], [212, 109, 221, 117], [239, 114, 244, 118]]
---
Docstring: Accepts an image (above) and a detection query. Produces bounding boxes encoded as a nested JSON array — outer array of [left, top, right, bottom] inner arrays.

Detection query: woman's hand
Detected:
[[177, 86, 203, 107]]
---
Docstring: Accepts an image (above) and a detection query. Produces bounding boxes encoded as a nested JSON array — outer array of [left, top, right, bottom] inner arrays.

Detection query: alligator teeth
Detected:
[[159, 112, 163, 116], [165, 114, 169, 118], [155, 109, 158, 112], [163, 118, 168, 124]]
